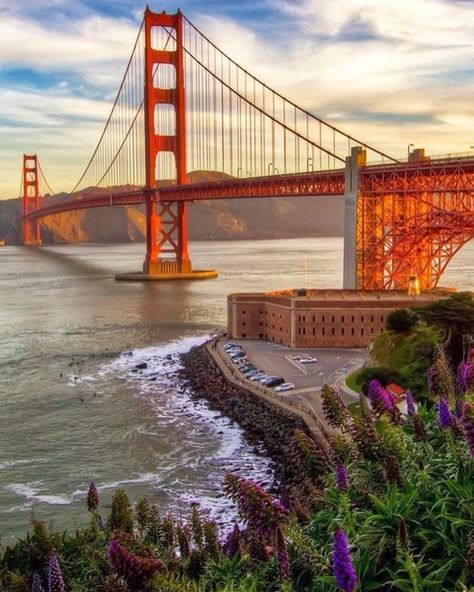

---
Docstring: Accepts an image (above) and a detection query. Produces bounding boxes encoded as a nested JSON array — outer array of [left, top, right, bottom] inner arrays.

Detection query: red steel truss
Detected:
[[357, 157, 474, 290]]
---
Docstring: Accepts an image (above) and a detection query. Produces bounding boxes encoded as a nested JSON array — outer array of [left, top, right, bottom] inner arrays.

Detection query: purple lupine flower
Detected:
[[224, 474, 288, 538], [222, 523, 241, 558], [108, 537, 165, 591], [332, 528, 357, 592], [336, 463, 348, 492], [457, 361, 472, 395], [48, 555, 65, 592], [31, 573, 44, 592], [368, 379, 393, 414], [461, 403, 474, 456], [438, 398, 453, 429], [87, 482, 99, 512], [405, 389, 415, 416]]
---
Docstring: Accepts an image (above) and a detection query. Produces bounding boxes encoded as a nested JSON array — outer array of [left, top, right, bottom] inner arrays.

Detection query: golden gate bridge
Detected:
[[20, 8, 474, 290]]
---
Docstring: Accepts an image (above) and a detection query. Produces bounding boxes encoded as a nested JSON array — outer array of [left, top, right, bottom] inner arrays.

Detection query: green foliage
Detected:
[[368, 323, 441, 397], [109, 488, 134, 533], [386, 308, 419, 333], [416, 292, 474, 365]]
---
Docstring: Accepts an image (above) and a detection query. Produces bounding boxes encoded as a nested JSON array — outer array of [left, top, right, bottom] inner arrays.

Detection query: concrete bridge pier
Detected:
[[343, 146, 366, 289]]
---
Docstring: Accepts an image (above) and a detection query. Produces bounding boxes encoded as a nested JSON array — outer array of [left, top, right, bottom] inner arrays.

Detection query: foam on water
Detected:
[[5, 334, 277, 531]]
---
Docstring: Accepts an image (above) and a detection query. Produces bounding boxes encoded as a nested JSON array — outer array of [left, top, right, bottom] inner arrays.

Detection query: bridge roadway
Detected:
[[25, 169, 346, 221], [25, 154, 474, 223]]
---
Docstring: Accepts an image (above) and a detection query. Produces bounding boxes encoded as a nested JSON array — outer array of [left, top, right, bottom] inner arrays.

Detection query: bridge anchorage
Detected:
[[18, 7, 474, 289]]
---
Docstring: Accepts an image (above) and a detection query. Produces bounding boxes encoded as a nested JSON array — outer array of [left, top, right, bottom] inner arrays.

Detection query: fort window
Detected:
[[331, 327, 335, 335], [342, 315, 345, 322], [332, 315, 335, 322], [312, 315, 315, 322], [361, 315, 364, 322], [242, 333, 247, 338], [313, 328, 315, 335], [361, 327, 364, 335], [351, 315, 354, 322], [322, 315, 325, 322], [371, 315, 374, 322], [322, 327, 325, 335], [351, 328, 354, 335], [342, 328, 345, 335]]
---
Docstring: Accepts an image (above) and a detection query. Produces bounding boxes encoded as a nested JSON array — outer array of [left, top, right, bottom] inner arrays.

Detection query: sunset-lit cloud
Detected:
[[0, 0, 473, 198]]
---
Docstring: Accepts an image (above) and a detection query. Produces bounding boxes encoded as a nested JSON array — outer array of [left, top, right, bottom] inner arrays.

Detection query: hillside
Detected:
[[1, 171, 344, 244]]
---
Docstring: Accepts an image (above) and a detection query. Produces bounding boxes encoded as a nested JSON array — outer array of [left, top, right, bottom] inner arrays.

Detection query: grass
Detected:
[[345, 371, 362, 394]]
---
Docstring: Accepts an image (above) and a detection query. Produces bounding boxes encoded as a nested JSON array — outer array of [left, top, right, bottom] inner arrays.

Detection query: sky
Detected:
[[0, 0, 473, 199]]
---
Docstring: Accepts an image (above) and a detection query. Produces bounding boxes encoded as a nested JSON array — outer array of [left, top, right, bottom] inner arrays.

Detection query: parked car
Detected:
[[250, 371, 266, 381], [261, 375, 284, 386], [300, 357, 317, 363], [274, 382, 295, 392], [244, 369, 259, 378], [265, 377, 285, 387], [230, 351, 246, 360], [224, 342, 237, 350], [241, 365, 257, 374]]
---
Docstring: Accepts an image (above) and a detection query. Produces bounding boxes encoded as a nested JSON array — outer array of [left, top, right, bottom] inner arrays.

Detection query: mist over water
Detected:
[[0, 238, 472, 540]]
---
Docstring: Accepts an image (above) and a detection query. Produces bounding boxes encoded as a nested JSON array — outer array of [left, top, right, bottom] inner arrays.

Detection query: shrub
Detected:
[[386, 308, 419, 333]]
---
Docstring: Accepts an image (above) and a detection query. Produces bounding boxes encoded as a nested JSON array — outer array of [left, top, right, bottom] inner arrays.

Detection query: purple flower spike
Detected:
[[333, 528, 357, 592], [405, 390, 415, 416], [368, 379, 394, 414], [461, 403, 474, 456], [48, 555, 65, 592], [31, 573, 44, 592], [457, 361, 472, 395], [222, 523, 241, 559], [438, 399, 453, 429], [336, 464, 348, 492]]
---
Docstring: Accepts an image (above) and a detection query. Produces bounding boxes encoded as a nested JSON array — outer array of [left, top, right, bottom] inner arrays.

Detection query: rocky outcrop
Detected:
[[180, 345, 310, 489]]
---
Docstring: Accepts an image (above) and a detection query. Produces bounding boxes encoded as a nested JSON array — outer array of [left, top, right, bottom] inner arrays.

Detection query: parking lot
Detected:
[[220, 338, 366, 404]]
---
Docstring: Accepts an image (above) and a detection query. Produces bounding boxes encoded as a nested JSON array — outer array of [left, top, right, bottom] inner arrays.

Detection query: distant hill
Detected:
[[1, 171, 344, 244]]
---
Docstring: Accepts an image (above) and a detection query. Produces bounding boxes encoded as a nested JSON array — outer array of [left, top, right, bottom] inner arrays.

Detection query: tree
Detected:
[[415, 292, 474, 366], [386, 308, 419, 333]]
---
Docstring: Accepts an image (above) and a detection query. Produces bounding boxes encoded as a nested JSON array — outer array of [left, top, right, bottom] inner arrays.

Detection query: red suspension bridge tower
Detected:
[[143, 9, 191, 276], [22, 154, 41, 245]]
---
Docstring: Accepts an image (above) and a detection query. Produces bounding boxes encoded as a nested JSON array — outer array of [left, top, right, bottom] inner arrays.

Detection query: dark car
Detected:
[[264, 377, 285, 387]]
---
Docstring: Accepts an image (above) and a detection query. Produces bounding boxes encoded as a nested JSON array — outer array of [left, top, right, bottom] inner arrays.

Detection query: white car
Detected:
[[274, 382, 295, 392], [300, 357, 317, 364]]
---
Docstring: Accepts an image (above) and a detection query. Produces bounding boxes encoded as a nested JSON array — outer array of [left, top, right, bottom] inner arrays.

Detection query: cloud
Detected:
[[0, 0, 473, 199]]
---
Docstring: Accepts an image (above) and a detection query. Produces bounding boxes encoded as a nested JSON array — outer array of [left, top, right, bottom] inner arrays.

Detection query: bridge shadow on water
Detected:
[[28, 246, 115, 277]]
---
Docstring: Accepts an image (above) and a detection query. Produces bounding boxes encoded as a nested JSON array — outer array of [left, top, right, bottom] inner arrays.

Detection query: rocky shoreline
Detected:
[[180, 343, 314, 493]]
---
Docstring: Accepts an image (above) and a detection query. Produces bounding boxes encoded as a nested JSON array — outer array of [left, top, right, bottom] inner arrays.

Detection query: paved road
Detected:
[[224, 339, 366, 412]]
